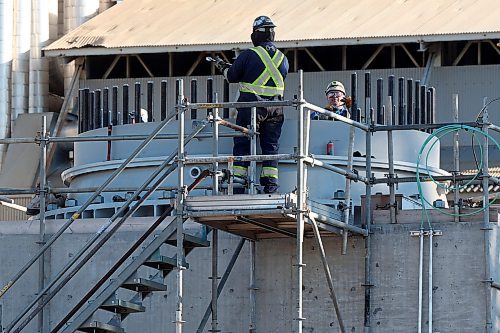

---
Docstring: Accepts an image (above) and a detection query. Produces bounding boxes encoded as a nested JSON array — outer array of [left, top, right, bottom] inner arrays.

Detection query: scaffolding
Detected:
[[0, 70, 498, 333]]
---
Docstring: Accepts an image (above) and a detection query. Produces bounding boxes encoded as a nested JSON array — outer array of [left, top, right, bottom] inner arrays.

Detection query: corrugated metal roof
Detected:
[[459, 166, 500, 194], [44, 0, 500, 56]]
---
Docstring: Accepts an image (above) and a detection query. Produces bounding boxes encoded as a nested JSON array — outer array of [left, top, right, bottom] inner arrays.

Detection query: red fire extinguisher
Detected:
[[326, 140, 334, 155]]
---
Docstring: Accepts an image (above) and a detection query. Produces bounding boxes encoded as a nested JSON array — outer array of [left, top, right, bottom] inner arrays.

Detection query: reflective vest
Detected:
[[239, 46, 285, 97]]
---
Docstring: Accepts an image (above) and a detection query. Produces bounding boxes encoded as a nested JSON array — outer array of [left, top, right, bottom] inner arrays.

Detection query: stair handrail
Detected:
[[6, 118, 209, 333]]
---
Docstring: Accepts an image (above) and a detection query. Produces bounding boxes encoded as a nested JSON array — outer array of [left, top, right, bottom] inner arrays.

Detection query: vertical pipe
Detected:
[[249, 241, 256, 332], [211, 229, 219, 333], [94, 89, 101, 129], [418, 229, 424, 333], [228, 157, 234, 195], [376, 78, 383, 125], [176, 78, 185, 333], [364, 73, 371, 123], [213, 93, 219, 195], [414, 81, 420, 125], [29, 0, 49, 114], [11, 0, 31, 128], [82, 88, 90, 132], [122, 84, 129, 125], [190, 79, 197, 120], [207, 78, 213, 117], [223, 81, 230, 118], [112, 86, 118, 126], [134, 82, 141, 123], [147, 81, 153, 122], [296, 69, 305, 333], [452, 94, 460, 222], [89, 91, 95, 130], [78, 89, 83, 133], [481, 105, 492, 333], [386, 95, 396, 224], [249, 107, 257, 194], [102, 87, 109, 127], [351, 73, 359, 122], [407, 79, 413, 125], [420, 85, 427, 127], [425, 90, 431, 133], [160, 80, 167, 121], [37, 116, 47, 333], [428, 230, 433, 333], [428, 87, 435, 133], [364, 71, 372, 333], [388, 75, 395, 124], [398, 77, 405, 125]]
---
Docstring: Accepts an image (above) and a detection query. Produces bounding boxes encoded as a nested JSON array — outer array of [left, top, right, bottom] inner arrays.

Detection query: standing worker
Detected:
[[215, 16, 289, 194]]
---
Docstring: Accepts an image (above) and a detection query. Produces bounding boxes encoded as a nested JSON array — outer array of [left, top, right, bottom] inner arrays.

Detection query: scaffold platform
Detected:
[[185, 193, 367, 239]]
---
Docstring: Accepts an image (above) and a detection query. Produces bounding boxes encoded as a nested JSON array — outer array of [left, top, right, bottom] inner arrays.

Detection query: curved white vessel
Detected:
[[47, 117, 449, 219]]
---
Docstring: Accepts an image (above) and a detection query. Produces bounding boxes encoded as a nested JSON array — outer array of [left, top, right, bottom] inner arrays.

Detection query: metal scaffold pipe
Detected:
[[363, 72, 373, 333], [175, 78, 186, 333], [481, 106, 493, 333], [296, 69, 305, 333], [0, 110, 179, 302]]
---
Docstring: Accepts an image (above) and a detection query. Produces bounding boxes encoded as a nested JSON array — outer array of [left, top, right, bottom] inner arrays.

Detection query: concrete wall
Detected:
[[0, 214, 497, 332]]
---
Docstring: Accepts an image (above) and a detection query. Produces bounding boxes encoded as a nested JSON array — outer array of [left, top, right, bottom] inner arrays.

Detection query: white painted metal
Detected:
[[0, 0, 13, 169], [29, 0, 50, 114], [11, 0, 31, 126]]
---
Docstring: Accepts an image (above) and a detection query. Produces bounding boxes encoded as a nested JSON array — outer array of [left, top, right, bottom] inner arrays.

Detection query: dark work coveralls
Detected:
[[226, 41, 289, 193]]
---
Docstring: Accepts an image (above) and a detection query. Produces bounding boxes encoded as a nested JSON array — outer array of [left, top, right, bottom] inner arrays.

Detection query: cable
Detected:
[[415, 124, 499, 228]]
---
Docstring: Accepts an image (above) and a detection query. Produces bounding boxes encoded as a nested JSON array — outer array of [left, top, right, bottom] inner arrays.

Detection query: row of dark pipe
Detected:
[[78, 78, 230, 133], [78, 73, 435, 133], [350, 73, 435, 130]]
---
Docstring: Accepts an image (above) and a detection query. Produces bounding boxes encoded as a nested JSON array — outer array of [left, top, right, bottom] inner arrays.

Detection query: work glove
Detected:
[[215, 59, 231, 73]]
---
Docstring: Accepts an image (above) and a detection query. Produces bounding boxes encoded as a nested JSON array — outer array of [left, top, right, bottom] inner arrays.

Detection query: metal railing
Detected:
[[0, 71, 497, 333]]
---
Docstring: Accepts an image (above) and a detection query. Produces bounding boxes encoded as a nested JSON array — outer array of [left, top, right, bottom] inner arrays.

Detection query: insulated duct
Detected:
[[29, 0, 50, 113], [0, 0, 14, 169], [11, 0, 31, 124]]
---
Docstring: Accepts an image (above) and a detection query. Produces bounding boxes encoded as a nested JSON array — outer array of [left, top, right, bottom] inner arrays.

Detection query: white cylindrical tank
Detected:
[[29, 0, 50, 113], [0, 0, 14, 169], [11, 0, 31, 125]]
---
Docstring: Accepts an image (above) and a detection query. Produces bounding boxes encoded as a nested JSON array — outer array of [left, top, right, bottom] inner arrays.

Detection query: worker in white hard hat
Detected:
[[312, 80, 351, 119], [214, 15, 289, 194]]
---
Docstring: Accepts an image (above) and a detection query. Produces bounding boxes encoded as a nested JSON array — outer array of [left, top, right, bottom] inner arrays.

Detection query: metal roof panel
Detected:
[[44, 0, 500, 56]]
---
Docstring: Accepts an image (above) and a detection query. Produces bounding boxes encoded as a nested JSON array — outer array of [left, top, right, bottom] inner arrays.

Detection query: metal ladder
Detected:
[[57, 213, 210, 333]]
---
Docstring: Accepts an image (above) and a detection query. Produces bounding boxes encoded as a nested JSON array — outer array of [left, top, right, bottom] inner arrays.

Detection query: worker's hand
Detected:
[[343, 96, 353, 108], [215, 58, 231, 73]]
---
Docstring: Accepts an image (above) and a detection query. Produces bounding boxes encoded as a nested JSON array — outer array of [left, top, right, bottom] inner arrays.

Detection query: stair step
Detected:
[[142, 253, 189, 271], [100, 298, 145, 314], [78, 320, 125, 333], [121, 277, 168, 293], [165, 233, 210, 249]]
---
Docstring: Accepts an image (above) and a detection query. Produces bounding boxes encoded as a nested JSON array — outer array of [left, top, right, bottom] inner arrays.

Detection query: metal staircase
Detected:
[[58, 214, 210, 333]]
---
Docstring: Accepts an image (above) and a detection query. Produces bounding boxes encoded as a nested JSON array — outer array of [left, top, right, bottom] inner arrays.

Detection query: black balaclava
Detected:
[[251, 30, 275, 46]]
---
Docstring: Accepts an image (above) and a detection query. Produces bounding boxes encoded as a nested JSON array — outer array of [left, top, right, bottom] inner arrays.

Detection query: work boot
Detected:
[[263, 185, 279, 194]]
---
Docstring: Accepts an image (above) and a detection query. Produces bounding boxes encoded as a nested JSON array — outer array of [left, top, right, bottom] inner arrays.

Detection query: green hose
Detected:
[[415, 124, 499, 228]]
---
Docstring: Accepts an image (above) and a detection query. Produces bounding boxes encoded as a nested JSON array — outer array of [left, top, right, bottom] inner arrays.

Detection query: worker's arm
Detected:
[[225, 51, 251, 83]]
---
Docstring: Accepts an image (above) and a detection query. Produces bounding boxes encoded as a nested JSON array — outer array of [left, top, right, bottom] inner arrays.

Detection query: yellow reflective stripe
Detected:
[[233, 165, 248, 177], [239, 83, 284, 96], [261, 166, 279, 179], [250, 46, 284, 88], [238, 46, 284, 97]]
